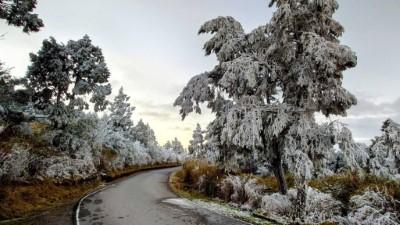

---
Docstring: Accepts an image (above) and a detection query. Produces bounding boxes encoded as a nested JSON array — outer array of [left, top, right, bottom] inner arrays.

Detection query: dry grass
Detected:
[[0, 179, 101, 220]]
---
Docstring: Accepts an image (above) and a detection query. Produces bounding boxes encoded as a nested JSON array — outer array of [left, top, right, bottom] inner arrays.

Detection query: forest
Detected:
[[1, 0, 399, 224]]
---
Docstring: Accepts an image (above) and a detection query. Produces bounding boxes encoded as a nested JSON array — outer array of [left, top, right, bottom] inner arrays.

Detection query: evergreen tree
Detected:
[[67, 35, 111, 112], [369, 119, 400, 180], [0, 0, 44, 33], [174, 0, 357, 218], [188, 123, 204, 156], [171, 137, 184, 153], [132, 119, 158, 148], [163, 141, 172, 150], [26, 35, 112, 128], [109, 87, 135, 133]]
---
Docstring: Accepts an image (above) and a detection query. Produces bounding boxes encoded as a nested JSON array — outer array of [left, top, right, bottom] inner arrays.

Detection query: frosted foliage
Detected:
[[42, 155, 96, 180], [175, 0, 358, 215], [189, 123, 204, 156], [261, 192, 293, 223], [369, 119, 400, 181], [198, 16, 245, 61], [223, 98, 264, 149], [174, 73, 214, 119], [304, 188, 343, 224], [0, 145, 33, 180], [348, 189, 399, 225], [337, 126, 369, 173], [261, 188, 344, 224], [220, 175, 265, 210], [132, 119, 158, 148], [171, 137, 185, 153], [109, 87, 135, 132]]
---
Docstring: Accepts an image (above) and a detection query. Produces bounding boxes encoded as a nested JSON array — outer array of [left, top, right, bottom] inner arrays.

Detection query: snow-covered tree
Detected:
[[174, 0, 357, 219], [369, 119, 400, 181], [27, 37, 70, 109], [0, 0, 44, 33], [171, 137, 184, 153], [337, 126, 369, 174], [67, 35, 111, 112], [27, 35, 112, 128], [188, 123, 204, 155], [109, 87, 135, 133], [163, 140, 172, 150], [132, 119, 158, 148]]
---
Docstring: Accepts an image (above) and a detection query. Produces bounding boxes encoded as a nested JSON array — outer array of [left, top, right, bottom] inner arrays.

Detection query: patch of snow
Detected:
[[162, 198, 195, 209]]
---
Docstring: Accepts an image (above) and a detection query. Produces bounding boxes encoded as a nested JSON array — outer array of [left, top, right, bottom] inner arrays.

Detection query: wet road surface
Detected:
[[77, 167, 248, 225]]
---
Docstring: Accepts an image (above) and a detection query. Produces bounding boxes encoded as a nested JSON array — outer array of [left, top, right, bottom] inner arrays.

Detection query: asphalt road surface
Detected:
[[77, 167, 248, 225]]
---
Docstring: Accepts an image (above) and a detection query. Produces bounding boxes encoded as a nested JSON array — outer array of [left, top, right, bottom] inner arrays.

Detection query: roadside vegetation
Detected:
[[171, 160, 400, 225], [173, 0, 400, 224], [0, 2, 185, 220]]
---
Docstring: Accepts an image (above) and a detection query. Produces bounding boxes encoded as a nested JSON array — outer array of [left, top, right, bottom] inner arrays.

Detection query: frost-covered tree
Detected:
[[188, 123, 204, 155], [132, 119, 158, 148], [369, 119, 400, 181], [109, 87, 135, 133], [163, 140, 172, 150], [66, 35, 111, 112], [337, 126, 369, 174], [27, 35, 112, 128], [27, 37, 70, 115], [171, 137, 184, 153], [174, 0, 357, 218], [0, 0, 44, 33]]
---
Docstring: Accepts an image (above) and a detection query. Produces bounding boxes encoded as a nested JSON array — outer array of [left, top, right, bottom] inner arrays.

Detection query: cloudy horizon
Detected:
[[0, 0, 399, 147]]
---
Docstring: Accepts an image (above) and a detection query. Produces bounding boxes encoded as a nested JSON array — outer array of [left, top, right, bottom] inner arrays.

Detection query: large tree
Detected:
[[174, 0, 357, 218], [0, 0, 43, 33], [27, 35, 111, 128]]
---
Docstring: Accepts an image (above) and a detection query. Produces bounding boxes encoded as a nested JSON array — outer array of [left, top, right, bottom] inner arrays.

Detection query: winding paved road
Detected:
[[77, 167, 248, 225]]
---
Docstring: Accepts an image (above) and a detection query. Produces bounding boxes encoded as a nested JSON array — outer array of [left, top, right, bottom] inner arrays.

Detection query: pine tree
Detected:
[[26, 35, 112, 128], [132, 119, 158, 148], [109, 87, 135, 133], [369, 119, 400, 180], [67, 35, 111, 112], [174, 0, 357, 218], [163, 141, 172, 150], [0, 0, 44, 33], [171, 137, 184, 153], [188, 123, 204, 156]]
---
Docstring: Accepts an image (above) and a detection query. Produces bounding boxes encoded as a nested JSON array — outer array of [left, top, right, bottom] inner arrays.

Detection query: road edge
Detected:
[[73, 165, 181, 225]]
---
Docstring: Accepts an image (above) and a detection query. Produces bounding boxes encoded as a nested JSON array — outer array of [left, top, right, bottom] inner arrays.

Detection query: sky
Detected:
[[0, 0, 399, 147]]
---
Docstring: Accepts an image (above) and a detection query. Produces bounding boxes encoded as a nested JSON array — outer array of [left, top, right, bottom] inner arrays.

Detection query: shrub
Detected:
[[182, 160, 223, 196], [348, 188, 400, 225]]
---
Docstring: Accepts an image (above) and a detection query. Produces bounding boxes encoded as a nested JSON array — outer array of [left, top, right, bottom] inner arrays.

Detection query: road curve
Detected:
[[76, 167, 248, 225]]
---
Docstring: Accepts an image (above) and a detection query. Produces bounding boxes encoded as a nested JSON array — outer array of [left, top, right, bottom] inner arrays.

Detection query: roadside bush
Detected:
[[220, 175, 266, 210], [348, 188, 400, 225], [183, 160, 223, 196], [0, 144, 33, 182]]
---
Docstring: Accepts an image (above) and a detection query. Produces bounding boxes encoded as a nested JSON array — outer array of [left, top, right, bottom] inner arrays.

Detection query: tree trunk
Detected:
[[272, 139, 287, 195], [294, 184, 307, 222]]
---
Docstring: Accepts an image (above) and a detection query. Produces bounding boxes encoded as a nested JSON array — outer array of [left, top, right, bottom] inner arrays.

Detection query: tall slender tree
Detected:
[[109, 87, 135, 133], [188, 123, 204, 156]]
